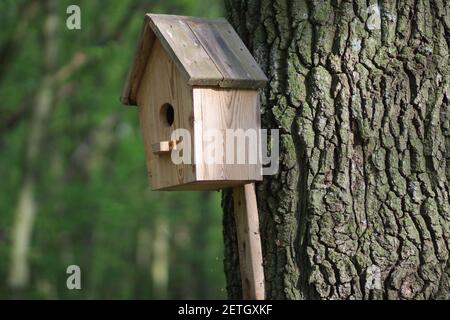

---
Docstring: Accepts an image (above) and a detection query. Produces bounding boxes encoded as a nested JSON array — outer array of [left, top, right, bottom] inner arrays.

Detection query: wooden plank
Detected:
[[214, 20, 268, 87], [147, 14, 223, 87], [233, 184, 265, 300], [187, 19, 248, 86], [187, 18, 268, 88], [159, 180, 248, 191], [121, 17, 156, 105], [136, 40, 196, 191], [193, 87, 262, 183]]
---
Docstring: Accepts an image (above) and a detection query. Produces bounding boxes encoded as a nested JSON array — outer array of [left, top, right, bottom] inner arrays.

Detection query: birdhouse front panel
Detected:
[[121, 14, 269, 191], [192, 87, 262, 183], [137, 39, 196, 190]]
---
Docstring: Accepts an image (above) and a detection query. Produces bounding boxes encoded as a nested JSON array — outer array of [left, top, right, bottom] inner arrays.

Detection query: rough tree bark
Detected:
[[223, 0, 450, 299]]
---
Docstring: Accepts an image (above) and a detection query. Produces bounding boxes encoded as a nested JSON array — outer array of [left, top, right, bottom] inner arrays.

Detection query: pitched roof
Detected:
[[121, 14, 268, 105]]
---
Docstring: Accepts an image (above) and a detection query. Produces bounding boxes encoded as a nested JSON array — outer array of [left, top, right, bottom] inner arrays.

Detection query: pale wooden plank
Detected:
[[233, 184, 265, 300], [193, 87, 263, 183], [158, 180, 248, 191], [147, 14, 223, 86], [136, 40, 196, 191]]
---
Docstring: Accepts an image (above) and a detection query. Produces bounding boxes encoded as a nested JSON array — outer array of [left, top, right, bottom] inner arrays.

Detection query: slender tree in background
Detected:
[[9, 0, 58, 289], [223, 0, 449, 299]]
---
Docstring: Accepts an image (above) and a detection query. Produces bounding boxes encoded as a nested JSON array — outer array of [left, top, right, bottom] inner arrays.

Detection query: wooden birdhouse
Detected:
[[121, 14, 268, 191]]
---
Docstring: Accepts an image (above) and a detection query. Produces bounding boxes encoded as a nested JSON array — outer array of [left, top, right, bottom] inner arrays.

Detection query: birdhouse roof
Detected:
[[121, 14, 268, 105]]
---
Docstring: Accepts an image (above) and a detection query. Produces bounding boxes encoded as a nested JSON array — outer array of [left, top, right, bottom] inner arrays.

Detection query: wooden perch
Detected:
[[152, 140, 177, 154]]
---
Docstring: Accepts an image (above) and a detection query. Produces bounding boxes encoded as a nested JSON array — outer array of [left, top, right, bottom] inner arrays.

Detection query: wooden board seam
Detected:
[[185, 21, 226, 86]]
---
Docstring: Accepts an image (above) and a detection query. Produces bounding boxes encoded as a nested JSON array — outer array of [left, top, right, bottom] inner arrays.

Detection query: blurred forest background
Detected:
[[0, 0, 226, 299]]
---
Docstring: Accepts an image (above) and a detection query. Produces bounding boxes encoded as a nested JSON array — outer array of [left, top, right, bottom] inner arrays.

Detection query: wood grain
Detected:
[[233, 184, 265, 300], [187, 18, 268, 88], [121, 13, 268, 105], [136, 39, 196, 190], [147, 14, 223, 87], [193, 87, 263, 183]]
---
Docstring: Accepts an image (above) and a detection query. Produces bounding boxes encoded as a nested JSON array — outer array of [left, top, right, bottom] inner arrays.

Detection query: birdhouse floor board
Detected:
[[155, 180, 255, 191]]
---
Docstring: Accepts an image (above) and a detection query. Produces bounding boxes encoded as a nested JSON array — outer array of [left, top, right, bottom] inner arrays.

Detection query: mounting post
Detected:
[[232, 183, 265, 300]]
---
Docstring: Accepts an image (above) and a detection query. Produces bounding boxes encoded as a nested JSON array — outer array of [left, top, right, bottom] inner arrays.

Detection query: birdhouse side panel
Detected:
[[193, 88, 263, 184], [136, 40, 196, 190]]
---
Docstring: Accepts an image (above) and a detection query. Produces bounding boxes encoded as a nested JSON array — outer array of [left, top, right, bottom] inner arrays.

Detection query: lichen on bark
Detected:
[[223, 0, 450, 300]]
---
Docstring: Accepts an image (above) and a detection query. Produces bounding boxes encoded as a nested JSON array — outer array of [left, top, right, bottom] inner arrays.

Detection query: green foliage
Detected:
[[0, 0, 225, 299]]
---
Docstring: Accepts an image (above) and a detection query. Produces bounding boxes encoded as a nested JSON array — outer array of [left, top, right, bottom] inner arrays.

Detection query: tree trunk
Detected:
[[223, 0, 450, 300], [151, 216, 170, 298]]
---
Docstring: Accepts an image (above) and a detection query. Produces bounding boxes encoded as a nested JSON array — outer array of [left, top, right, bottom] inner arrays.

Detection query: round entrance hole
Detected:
[[160, 103, 174, 127]]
